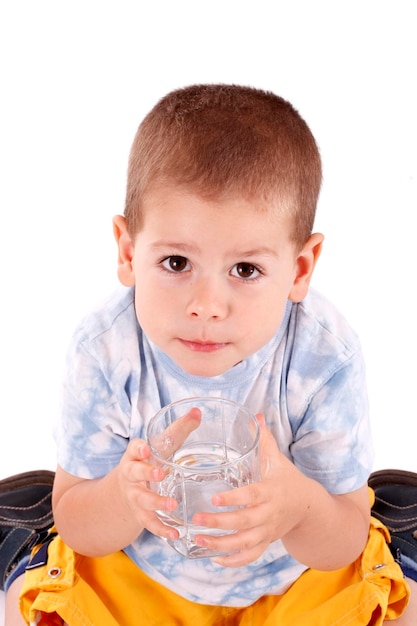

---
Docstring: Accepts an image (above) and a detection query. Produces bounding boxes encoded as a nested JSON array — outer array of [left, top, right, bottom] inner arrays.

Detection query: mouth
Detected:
[[179, 338, 229, 353]]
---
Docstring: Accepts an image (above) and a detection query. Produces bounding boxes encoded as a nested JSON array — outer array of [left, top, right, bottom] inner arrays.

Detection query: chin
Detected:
[[183, 365, 230, 377], [178, 358, 233, 378], [166, 345, 241, 377]]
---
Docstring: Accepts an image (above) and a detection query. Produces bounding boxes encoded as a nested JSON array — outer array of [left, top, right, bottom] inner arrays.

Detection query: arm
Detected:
[[52, 439, 179, 557], [281, 477, 370, 571], [52, 302, 185, 555], [191, 416, 371, 570]]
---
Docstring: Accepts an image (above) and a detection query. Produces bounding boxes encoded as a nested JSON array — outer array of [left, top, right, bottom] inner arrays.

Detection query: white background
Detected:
[[0, 1, 416, 480], [0, 1, 416, 620]]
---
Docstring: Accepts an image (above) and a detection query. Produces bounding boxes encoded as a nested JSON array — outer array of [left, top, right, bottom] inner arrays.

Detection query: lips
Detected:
[[179, 339, 229, 353]]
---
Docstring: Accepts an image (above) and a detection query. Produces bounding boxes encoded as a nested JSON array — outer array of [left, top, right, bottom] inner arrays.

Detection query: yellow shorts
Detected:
[[19, 516, 409, 626]]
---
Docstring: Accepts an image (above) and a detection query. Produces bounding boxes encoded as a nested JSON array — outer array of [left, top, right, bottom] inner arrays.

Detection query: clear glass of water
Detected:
[[146, 396, 260, 558]]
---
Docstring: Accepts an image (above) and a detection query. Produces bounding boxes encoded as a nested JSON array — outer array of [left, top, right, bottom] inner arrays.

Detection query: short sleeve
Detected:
[[54, 330, 134, 479], [289, 349, 373, 494]]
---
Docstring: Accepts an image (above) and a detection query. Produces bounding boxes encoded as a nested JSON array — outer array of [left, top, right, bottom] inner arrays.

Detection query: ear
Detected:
[[112, 215, 136, 286], [288, 232, 324, 302]]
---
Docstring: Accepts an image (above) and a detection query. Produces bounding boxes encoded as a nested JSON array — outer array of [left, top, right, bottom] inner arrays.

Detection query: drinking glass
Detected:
[[146, 396, 260, 558]]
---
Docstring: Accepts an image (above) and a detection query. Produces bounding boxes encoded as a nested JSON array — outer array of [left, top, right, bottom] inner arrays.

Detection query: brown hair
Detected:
[[124, 84, 322, 246]]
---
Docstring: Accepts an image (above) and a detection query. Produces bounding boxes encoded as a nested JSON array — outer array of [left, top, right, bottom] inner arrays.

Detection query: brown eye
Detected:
[[234, 263, 258, 278], [162, 256, 190, 272]]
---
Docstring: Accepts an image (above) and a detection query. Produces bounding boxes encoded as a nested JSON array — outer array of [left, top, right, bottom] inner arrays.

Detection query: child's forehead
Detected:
[[137, 185, 297, 252], [142, 184, 291, 219]]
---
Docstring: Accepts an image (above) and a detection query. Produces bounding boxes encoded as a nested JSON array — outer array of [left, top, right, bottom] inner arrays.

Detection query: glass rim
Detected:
[[146, 396, 260, 469]]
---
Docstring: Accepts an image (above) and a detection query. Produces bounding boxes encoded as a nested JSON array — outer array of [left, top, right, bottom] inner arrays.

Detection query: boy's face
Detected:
[[114, 187, 322, 377]]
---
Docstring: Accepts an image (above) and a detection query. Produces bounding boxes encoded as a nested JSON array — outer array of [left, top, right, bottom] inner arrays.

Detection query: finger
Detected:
[[194, 528, 267, 567], [257, 422, 283, 479], [142, 511, 180, 541], [148, 408, 202, 459], [127, 481, 178, 514], [122, 455, 165, 484], [211, 482, 266, 508], [125, 438, 150, 461], [171, 407, 202, 444], [122, 439, 170, 483], [192, 499, 269, 533], [212, 541, 269, 568], [196, 524, 264, 552]]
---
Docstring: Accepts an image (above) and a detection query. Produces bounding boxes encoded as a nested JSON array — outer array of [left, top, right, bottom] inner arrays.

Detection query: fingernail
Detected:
[[164, 497, 177, 511], [167, 529, 178, 540], [195, 537, 208, 547]]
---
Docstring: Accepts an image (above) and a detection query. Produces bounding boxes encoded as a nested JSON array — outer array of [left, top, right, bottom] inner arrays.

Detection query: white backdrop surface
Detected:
[[0, 1, 416, 485]]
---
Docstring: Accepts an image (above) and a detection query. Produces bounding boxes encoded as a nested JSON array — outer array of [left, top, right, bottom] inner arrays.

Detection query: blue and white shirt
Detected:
[[54, 286, 373, 607]]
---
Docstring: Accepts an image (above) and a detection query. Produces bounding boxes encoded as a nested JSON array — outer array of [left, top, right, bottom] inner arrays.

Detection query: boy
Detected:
[[3, 84, 415, 624]]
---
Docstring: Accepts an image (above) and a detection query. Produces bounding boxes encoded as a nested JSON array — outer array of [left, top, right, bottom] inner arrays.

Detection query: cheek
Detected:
[[134, 284, 155, 326], [134, 282, 176, 331], [244, 290, 286, 320], [242, 296, 287, 338]]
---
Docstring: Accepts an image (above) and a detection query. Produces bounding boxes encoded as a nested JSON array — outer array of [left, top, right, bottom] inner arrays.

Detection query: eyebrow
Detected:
[[150, 240, 279, 258], [151, 241, 200, 254]]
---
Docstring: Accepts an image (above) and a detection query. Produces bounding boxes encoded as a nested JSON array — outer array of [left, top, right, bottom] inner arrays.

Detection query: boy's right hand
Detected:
[[52, 448, 179, 556], [117, 438, 180, 541]]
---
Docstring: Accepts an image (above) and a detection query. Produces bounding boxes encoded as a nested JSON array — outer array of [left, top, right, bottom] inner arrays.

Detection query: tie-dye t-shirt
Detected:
[[54, 286, 373, 607]]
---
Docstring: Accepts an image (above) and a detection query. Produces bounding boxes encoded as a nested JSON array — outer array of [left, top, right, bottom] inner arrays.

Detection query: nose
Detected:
[[185, 276, 229, 321]]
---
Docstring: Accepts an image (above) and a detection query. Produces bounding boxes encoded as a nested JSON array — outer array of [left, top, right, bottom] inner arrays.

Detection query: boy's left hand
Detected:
[[192, 414, 308, 567]]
